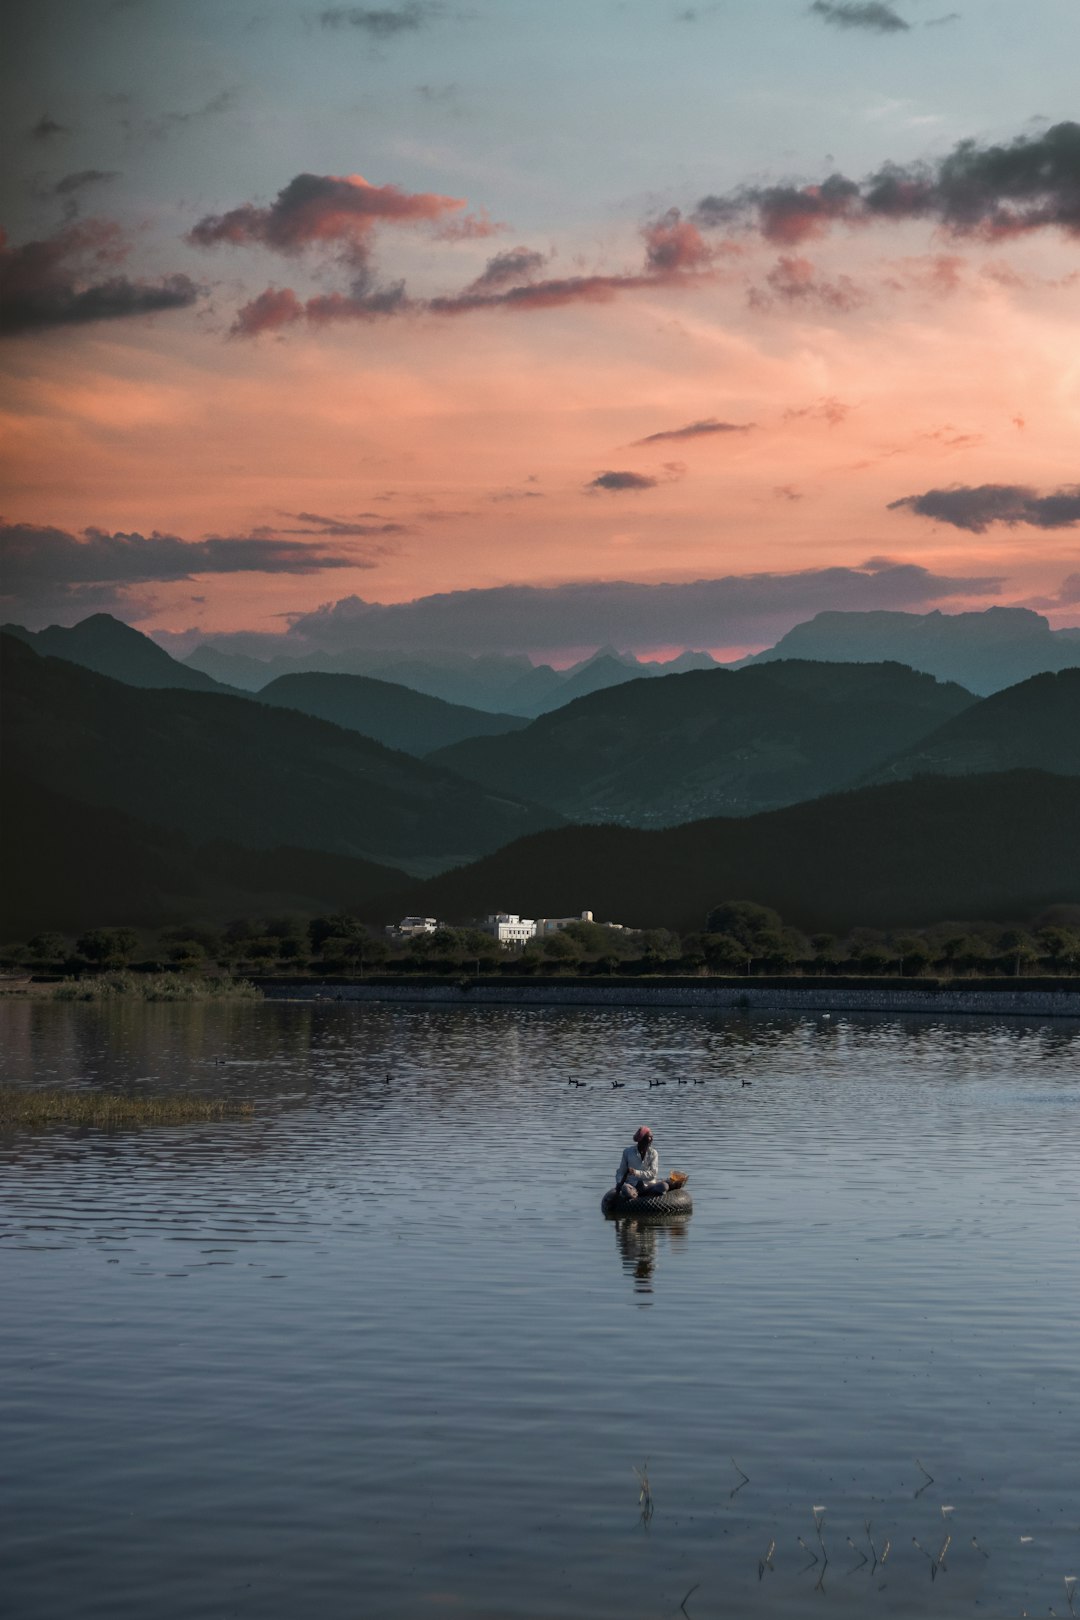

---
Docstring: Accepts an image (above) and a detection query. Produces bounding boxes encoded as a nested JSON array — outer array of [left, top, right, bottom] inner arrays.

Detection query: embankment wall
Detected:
[[259, 978, 1080, 1018]]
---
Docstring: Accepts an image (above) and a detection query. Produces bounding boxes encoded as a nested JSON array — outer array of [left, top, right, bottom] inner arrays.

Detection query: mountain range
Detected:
[[741, 606, 1080, 695], [429, 659, 978, 824], [182, 639, 720, 714], [1, 635, 562, 875], [178, 604, 1080, 705], [2, 614, 1078, 939]]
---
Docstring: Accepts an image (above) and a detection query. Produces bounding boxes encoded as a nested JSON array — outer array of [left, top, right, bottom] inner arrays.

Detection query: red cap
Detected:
[[633, 1126, 653, 1144]]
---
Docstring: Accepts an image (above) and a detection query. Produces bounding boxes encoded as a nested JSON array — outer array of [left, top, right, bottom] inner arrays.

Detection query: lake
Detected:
[[2, 1000, 1078, 1620]]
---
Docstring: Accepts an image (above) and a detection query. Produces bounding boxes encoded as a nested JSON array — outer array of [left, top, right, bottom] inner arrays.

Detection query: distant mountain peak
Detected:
[[5, 612, 233, 694]]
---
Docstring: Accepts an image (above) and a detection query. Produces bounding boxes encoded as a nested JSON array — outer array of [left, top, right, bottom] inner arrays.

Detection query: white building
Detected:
[[481, 913, 538, 946]]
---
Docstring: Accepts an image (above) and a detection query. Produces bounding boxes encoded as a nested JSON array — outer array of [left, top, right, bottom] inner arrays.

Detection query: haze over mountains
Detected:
[[183, 639, 720, 715], [741, 607, 1080, 695], [177, 604, 1080, 706]]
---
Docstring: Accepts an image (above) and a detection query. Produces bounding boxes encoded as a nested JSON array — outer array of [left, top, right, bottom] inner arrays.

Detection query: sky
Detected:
[[2, 0, 1079, 660]]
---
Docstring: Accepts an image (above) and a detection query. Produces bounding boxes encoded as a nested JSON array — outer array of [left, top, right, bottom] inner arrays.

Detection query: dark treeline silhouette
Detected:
[[9, 903, 1080, 981]]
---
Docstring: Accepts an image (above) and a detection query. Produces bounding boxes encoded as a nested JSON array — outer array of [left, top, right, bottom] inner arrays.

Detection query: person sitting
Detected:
[[616, 1126, 669, 1200]]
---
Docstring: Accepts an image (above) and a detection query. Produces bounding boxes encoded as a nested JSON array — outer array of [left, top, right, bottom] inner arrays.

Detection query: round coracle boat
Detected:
[[601, 1175, 692, 1218]]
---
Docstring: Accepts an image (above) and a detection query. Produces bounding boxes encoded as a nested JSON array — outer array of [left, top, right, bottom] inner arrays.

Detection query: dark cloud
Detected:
[[188, 170, 464, 265], [53, 169, 120, 197], [889, 482, 1080, 532], [268, 560, 1003, 658], [465, 246, 548, 294], [641, 208, 713, 272], [278, 511, 409, 536], [749, 254, 866, 312], [30, 114, 69, 141], [1, 520, 374, 593], [0, 221, 200, 338], [207, 183, 723, 337], [1021, 572, 1080, 611], [633, 419, 754, 446], [587, 470, 660, 492], [925, 12, 961, 25], [808, 2, 910, 32], [319, 4, 441, 36], [694, 121, 1080, 243], [695, 173, 862, 245]]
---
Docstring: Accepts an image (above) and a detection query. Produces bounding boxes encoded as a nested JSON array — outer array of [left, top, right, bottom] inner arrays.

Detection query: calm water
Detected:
[[1, 1000, 1078, 1620]]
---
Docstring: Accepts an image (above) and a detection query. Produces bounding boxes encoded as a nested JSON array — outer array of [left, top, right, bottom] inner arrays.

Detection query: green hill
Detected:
[[0, 776, 406, 936], [430, 660, 976, 824], [258, 671, 528, 755], [1, 636, 563, 875], [865, 668, 1080, 784], [374, 771, 1080, 934]]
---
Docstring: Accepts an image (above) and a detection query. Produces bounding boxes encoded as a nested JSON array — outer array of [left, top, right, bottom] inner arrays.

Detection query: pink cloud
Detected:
[[188, 171, 466, 265]]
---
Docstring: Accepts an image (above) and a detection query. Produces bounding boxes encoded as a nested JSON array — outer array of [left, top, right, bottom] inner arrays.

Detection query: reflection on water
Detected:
[[612, 1212, 690, 1298], [1, 1000, 1079, 1620]]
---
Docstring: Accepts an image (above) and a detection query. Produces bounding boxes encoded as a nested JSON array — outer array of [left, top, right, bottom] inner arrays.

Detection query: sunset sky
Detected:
[[3, 0, 1079, 660]]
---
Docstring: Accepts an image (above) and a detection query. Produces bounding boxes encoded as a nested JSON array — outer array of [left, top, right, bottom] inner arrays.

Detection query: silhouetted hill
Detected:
[[0, 776, 406, 936], [430, 661, 976, 824], [1, 636, 563, 874], [740, 606, 1080, 695], [258, 672, 528, 755], [3, 614, 234, 694], [865, 668, 1080, 784], [375, 772, 1080, 934]]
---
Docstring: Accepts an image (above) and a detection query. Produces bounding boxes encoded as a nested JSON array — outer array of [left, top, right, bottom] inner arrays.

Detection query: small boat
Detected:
[[601, 1182, 693, 1218]]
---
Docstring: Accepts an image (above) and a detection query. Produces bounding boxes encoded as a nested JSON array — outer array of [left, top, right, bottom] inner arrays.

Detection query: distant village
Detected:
[[386, 911, 626, 945]]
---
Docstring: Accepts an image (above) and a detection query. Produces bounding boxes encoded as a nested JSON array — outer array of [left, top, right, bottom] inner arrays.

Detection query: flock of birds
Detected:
[[563, 1075, 752, 1090]]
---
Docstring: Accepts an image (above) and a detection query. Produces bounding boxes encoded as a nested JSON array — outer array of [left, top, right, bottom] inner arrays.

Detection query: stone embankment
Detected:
[[260, 977, 1080, 1018]]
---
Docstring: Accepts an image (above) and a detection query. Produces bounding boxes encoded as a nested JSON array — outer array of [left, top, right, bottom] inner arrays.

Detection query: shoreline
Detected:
[[257, 976, 1080, 1018]]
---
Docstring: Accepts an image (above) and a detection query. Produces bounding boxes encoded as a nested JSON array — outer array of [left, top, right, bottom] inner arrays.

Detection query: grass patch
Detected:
[[52, 971, 262, 1003], [0, 1086, 256, 1129]]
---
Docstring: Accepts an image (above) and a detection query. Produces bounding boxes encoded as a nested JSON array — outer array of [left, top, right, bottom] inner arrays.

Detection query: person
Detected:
[[616, 1126, 669, 1200]]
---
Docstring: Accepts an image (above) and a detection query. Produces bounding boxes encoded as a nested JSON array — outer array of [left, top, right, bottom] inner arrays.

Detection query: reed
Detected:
[[0, 1086, 255, 1129], [51, 971, 261, 1003]]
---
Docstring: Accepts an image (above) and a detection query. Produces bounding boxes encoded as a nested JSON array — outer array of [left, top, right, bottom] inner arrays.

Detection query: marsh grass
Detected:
[[51, 972, 261, 1003], [0, 1087, 255, 1129]]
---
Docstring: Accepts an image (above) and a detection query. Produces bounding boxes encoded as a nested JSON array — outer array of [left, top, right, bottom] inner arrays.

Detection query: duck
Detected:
[[611, 1080, 625, 1089]]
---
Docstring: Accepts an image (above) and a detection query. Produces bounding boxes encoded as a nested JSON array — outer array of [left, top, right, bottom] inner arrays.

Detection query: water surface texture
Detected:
[[2, 1002, 1078, 1620]]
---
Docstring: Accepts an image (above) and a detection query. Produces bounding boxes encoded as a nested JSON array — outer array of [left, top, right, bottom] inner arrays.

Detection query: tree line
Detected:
[[6, 902, 1080, 978]]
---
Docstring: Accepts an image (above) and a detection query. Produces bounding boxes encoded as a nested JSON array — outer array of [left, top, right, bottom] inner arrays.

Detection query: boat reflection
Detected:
[[611, 1209, 690, 1299]]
